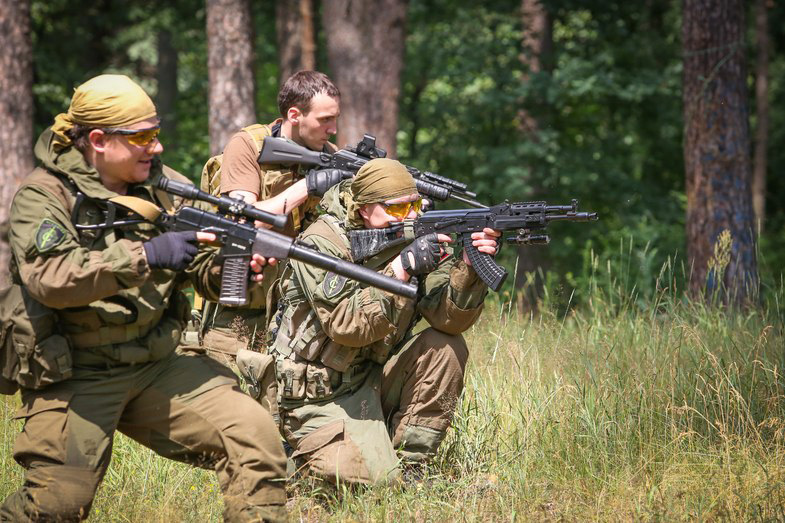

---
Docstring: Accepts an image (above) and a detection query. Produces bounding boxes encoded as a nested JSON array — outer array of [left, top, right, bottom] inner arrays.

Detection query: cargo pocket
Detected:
[[277, 357, 307, 400], [290, 420, 371, 483], [236, 349, 280, 426], [13, 390, 74, 465], [15, 334, 73, 390]]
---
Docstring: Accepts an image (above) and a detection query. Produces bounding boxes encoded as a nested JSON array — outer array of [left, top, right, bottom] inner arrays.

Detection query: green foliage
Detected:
[[30, 0, 280, 183], [399, 0, 689, 305], [27, 0, 784, 298]]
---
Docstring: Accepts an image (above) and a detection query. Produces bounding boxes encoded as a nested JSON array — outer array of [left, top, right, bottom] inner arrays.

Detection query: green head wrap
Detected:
[[346, 158, 418, 227], [51, 74, 157, 151]]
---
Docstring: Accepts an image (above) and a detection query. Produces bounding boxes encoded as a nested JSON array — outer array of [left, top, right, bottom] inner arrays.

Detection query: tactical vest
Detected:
[[199, 122, 317, 235], [268, 214, 418, 407], [1, 167, 184, 394]]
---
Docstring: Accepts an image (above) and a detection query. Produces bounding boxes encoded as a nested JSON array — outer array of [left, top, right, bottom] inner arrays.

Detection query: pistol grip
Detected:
[[462, 234, 507, 292], [219, 256, 250, 306]]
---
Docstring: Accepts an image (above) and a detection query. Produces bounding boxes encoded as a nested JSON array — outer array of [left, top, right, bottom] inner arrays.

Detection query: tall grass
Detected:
[[1, 257, 783, 521]]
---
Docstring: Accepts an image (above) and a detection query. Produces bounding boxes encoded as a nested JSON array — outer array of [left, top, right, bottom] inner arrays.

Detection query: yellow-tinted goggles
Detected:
[[104, 126, 161, 146], [382, 198, 422, 219]]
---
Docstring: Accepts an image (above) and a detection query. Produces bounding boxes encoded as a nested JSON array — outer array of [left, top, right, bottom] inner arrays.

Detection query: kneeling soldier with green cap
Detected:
[[1, 74, 287, 522], [264, 157, 501, 483]]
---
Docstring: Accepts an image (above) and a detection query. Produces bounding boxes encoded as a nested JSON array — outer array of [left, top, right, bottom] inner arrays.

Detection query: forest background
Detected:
[[1, 0, 783, 306]]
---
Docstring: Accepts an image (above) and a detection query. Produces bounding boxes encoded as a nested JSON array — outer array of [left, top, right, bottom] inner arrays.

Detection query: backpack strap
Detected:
[[241, 123, 273, 155], [301, 215, 352, 260]]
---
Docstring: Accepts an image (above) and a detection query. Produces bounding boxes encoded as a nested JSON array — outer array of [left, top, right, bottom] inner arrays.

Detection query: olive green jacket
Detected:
[[269, 181, 488, 404], [8, 128, 219, 360]]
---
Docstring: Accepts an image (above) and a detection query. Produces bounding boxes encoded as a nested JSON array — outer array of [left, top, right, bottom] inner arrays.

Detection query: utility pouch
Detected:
[[305, 363, 336, 400], [0, 284, 73, 394], [277, 357, 307, 400], [320, 341, 360, 373], [237, 349, 280, 425], [288, 307, 328, 361]]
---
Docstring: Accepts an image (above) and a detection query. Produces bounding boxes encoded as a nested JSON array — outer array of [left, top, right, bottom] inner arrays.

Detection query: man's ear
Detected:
[[357, 204, 370, 220], [287, 106, 302, 125], [88, 129, 109, 153]]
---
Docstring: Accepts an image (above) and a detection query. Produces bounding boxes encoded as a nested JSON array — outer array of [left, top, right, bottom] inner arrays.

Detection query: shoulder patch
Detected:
[[35, 219, 67, 253], [321, 272, 348, 299]]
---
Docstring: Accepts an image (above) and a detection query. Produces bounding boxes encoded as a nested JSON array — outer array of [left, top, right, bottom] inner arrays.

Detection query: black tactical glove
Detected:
[[400, 233, 442, 276], [306, 168, 353, 197], [143, 231, 199, 270]]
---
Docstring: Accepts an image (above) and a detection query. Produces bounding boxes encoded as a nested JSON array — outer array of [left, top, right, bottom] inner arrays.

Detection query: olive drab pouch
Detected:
[[236, 348, 280, 425], [320, 341, 361, 373], [277, 357, 307, 400], [0, 284, 73, 394], [305, 363, 339, 400]]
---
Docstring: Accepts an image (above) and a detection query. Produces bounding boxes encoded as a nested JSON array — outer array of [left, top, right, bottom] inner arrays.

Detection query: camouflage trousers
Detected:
[[0, 349, 287, 522], [281, 327, 469, 485]]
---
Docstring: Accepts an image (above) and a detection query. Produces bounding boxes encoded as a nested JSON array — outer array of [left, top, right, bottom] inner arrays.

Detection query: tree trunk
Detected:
[[322, 0, 408, 156], [276, 0, 316, 85], [682, 0, 757, 303], [156, 29, 179, 150], [206, 0, 257, 155], [752, 0, 769, 232], [515, 0, 552, 312], [0, 0, 33, 285]]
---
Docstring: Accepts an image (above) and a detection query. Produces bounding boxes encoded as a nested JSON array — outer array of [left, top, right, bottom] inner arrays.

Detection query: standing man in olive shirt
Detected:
[[202, 71, 349, 363]]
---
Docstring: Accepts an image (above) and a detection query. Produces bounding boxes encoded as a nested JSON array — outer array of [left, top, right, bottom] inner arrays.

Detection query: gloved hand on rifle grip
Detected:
[[143, 231, 199, 270], [400, 233, 442, 276], [306, 168, 353, 197]]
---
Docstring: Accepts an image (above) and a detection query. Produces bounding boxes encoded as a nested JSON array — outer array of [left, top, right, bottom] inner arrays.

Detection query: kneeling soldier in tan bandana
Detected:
[[264, 158, 501, 483], [1, 74, 287, 522]]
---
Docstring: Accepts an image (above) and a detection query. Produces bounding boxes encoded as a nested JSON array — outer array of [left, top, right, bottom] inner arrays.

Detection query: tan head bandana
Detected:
[[347, 158, 418, 227], [51, 74, 157, 151]]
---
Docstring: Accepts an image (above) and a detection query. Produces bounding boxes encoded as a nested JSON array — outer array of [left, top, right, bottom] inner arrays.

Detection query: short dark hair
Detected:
[[65, 124, 95, 153], [277, 70, 340, 118]]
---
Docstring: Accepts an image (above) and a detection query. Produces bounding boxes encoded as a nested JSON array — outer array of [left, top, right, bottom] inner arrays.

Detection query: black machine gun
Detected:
[[258, 134, 486, 209], [155, 178, 418, 304], [349, 199, 598, 292]]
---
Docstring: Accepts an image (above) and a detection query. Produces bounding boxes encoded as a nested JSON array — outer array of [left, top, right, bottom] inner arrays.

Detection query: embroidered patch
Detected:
[[322, 272, 348, 299], [35, 219, 67, 253]]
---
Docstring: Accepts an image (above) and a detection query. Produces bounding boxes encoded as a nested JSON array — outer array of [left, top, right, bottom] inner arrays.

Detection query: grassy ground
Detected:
[[1, 281, 784, 521]]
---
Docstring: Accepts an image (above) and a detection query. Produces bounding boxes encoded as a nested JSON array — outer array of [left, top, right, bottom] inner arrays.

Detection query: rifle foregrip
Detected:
[[462, 235, 507, 292], [219, 256, 250, 306]]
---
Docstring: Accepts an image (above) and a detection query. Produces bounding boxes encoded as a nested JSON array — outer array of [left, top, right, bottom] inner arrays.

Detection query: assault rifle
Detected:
[[349, 200, 598, 292], [155, 178, 418, 304], [258, 134, 487, 209]]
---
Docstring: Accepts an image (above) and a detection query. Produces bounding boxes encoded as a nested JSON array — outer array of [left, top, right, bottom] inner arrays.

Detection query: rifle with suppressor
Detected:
[[258, 134, 487, 209], [349, 199, 599, 292], [155, 178, 418, 304]]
